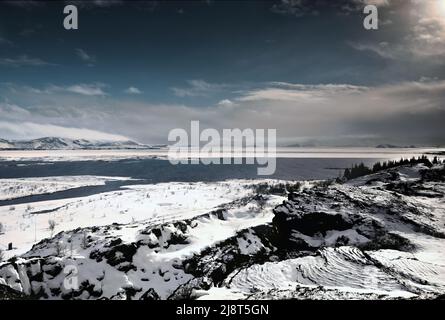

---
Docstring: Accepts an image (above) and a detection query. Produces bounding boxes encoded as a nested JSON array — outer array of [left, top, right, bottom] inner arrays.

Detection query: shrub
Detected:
[[48, 220, 56, 237], [343, 155, 434, 180], [55, 241, 66, 257]]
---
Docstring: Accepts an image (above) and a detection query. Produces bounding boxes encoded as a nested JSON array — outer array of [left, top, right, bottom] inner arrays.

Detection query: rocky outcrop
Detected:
[[0, 164, 444, 300]]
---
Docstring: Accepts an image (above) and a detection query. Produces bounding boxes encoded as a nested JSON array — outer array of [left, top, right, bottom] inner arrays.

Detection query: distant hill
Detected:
[[0, 137, 165, 150], [375, 144, 417, 148]]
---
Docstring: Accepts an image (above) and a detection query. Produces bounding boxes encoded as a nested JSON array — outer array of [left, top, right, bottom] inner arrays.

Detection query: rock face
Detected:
[[0, 164, 444, 300], [0, 284, 29, 300]]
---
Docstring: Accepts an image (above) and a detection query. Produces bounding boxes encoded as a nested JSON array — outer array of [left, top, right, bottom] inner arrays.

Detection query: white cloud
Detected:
[[0, 55, 53, 67], [3, 83, 108, 96], [350, 1, 445, 60], [172, 80, 226, 97], [65, 84, 107, 96], [125, 87, 142, 94], [0, 102, 31, 119], [75, 48, 96, 65], [1, 80, 444, 146], [217, 99, 235, 107], [238, 83, 367, 102]]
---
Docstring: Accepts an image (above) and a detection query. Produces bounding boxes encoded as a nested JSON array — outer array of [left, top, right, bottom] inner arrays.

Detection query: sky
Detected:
[[0, 0, 444, 146]]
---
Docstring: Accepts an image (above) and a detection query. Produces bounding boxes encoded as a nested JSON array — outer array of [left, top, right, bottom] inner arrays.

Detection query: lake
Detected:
[[0, 147, 443, 182]]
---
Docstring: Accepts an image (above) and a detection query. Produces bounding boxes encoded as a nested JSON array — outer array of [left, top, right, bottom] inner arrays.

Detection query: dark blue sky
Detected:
[[0, 0, 444, 145]]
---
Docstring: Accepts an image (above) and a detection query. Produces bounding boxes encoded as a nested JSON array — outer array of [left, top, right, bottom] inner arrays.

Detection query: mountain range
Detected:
[[0, 137, 166, 150]]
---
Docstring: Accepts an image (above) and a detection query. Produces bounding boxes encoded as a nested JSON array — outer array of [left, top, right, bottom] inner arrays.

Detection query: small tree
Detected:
[[55, 241, 66, 257], [48, 219, 56, 237], [256, 195, 267, 212], [0, 222, 4, 234], [0, 248, 4, 262], [81, 231, 88, 249]]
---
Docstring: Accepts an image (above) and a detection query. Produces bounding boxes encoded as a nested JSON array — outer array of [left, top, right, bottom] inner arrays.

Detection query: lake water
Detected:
[[0, 147, 443, 182]]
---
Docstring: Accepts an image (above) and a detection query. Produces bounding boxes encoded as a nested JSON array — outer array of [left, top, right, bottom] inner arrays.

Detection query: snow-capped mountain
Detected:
[[0, 137, 164, 150], [0, 139, 14, 150]]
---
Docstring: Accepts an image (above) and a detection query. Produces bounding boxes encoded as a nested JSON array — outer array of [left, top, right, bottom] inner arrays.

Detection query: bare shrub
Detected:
[[256, 195, 268, 212], [48, 219, 56, 237], [81, 231, 88, 249], [55, 241, 66, 257]]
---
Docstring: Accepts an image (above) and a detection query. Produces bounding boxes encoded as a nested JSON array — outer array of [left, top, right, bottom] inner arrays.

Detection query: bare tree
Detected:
[[256, 195, 268, 212], [48, 219, 56, 237], [68, 236, 74, 258], [81, 231, 88, 249], [55, 241, 66, 257]]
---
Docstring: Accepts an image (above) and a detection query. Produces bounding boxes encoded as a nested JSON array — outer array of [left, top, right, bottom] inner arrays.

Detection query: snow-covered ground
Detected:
[[0, 163, 444, 300], [0, 178, 284, 259], [0, 194, 283, 299]]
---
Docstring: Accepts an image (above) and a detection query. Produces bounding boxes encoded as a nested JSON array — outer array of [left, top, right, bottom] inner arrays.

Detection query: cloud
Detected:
[[172, 80, 226, 97], [238, 83, 367, 102], [2, 1, 45, 8], [66, 0, 124, 8], [75, 48, 96, 65], [348, 41, 396, 59], [350, 1, 445, 61], [66, 0, 159, 11], [0, 102, 31, 119], [209, 80, 445, 146], [0, 121, 129, 141], [3, 83, 108, 97], [352, 0, 390, 7], [0, 37, 12, 46], [217, 99, 235, 107], [19, 28, 36, 37], [271, 0, 319, 17], [124, 87, 142, 95], [65, 84, 107, 96], [1, 80, 444, 146], [270, 0, 390, 17], [0, 55, 53, 67]]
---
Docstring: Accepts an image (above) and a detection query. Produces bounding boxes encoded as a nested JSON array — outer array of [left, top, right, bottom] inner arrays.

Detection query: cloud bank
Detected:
[[1, 79, 444, 146]]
